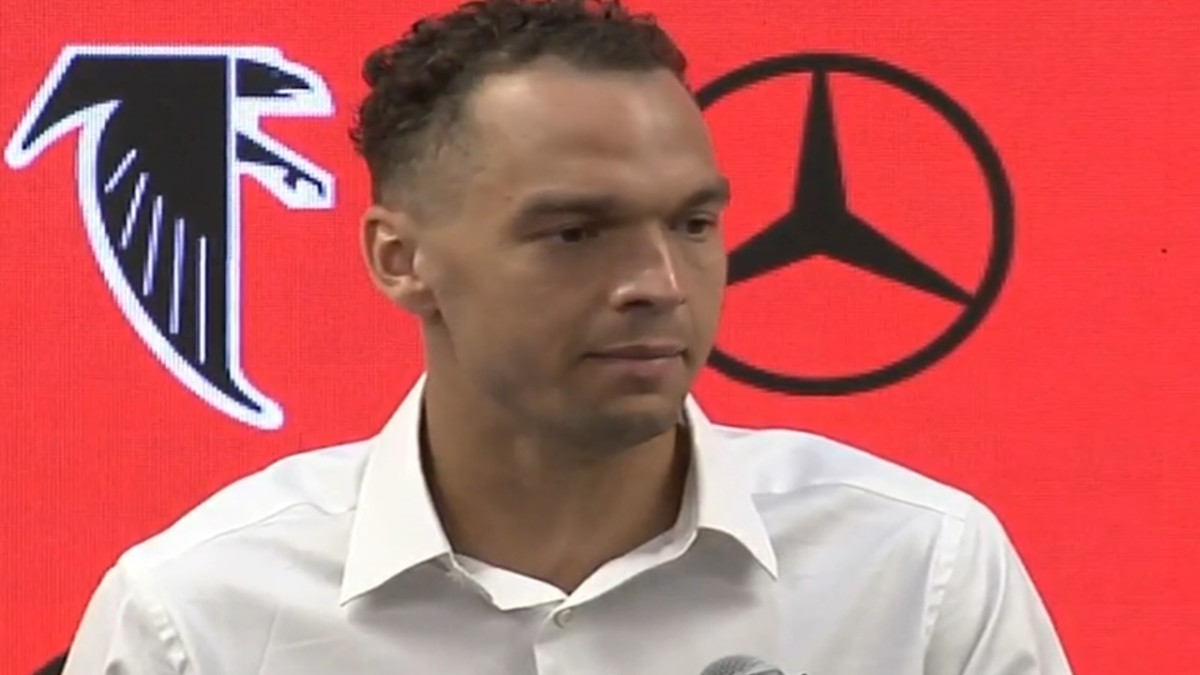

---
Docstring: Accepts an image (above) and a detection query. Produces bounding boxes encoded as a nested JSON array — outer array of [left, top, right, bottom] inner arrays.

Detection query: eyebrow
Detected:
[[511, 176, 732, 224], [679, 176, 732, 212]]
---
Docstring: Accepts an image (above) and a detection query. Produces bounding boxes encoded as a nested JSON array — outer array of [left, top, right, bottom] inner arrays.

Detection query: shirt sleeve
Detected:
[[924, 499, 1075, 675], [62, 563, 189, 675]]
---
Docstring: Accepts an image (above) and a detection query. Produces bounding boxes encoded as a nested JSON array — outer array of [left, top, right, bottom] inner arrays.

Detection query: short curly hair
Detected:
[[349, 0, 689, 205]]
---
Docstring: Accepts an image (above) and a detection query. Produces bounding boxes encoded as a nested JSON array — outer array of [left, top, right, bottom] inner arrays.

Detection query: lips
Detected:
[[589, 342, 686, 359]]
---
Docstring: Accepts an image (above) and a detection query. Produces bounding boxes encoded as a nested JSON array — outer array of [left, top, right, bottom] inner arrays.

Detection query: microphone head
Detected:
[[698, 655, 785, 675]]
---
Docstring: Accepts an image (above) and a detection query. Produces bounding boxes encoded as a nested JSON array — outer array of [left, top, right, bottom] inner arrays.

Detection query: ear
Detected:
[[360, 205, 439, 318]]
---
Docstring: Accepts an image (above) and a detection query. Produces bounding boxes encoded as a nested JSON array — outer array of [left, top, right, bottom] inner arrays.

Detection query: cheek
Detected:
[[437, 259, 581, 353], [424, 252, 492, 341], [683, 246, 727, 300], [453, 300, 573, 391]]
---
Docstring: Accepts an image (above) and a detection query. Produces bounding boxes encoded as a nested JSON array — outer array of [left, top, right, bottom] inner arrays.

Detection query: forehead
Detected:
[[462, 62, 717, 198]]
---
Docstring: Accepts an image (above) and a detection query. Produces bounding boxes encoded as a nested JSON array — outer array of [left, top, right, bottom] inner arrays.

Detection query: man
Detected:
[[62, 1, 1074, 673]]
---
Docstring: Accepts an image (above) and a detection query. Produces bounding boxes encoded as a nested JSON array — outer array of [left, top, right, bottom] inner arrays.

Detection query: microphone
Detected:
[[699, 655, 785, 675]]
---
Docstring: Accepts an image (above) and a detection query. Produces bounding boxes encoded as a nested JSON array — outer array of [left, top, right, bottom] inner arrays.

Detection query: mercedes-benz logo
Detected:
[[699, 53, 1014, 396]]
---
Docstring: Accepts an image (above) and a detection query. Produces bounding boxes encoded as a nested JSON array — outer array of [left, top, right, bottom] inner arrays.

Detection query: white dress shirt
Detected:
[[63, 376, 1073, 675]]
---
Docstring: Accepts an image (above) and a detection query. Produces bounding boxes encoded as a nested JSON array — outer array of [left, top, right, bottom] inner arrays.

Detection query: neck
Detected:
[[420, 370, 690, 593]]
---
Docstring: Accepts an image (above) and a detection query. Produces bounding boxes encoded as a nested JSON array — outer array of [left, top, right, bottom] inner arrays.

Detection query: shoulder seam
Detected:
[[122, 500, 355, 576], [756, 480, 973, 521], [117, 563, 192, 672], [922, 497, 980, 644]]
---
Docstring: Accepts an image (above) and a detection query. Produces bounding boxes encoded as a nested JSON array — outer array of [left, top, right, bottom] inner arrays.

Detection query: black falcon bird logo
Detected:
[[5, 46, 335, 429]]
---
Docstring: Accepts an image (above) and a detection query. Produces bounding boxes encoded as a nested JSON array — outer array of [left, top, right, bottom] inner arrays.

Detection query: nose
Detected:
[[608, 225, 685, 312]]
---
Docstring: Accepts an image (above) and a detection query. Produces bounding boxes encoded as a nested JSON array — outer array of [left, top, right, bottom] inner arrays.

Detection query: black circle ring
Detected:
[[699, 53, 1015, 396]]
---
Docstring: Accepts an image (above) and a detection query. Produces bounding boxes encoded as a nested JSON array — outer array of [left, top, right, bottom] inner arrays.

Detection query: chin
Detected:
[[584, 395, 683, 448], [553, 368, 692, 448]]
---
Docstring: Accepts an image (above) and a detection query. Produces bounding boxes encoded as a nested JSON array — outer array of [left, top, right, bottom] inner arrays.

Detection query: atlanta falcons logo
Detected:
[[4, 46, 335, 430]]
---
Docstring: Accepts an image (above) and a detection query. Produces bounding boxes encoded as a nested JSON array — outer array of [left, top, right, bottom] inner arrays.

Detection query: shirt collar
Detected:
[[682, 395, 779, 579], [339, 375, 777, 605]]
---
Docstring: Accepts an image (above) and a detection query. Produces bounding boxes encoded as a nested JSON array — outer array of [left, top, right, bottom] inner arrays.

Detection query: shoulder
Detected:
[[711, 422, 979, 522], [65, 439, 376, 673], [114, 437, 371, 591], [709, 423, 1024, 639]]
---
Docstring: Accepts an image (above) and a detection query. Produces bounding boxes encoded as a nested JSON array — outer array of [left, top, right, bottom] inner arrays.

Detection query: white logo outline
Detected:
[[5, 45, 336, 430]]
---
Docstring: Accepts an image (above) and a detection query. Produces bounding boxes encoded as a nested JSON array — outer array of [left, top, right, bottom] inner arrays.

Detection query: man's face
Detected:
[[401, 61, 728, 450]]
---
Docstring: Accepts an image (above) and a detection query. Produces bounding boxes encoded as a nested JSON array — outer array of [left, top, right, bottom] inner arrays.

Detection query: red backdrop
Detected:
[[2, 1, 1198, 673]]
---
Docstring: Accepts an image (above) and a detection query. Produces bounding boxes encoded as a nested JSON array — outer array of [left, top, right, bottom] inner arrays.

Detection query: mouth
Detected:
[[585, 342, 687, 379], [588, 341, 687, 360]]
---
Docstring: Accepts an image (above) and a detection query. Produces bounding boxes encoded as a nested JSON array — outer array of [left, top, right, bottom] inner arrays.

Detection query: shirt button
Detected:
[[553, 608, 574, 628]]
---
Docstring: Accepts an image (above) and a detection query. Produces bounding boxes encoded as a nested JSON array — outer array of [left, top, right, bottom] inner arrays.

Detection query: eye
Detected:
[[673, 215, 718, 238], [555, 224, 602, 244]]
